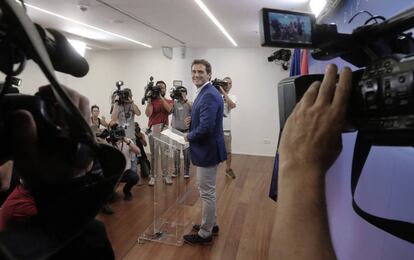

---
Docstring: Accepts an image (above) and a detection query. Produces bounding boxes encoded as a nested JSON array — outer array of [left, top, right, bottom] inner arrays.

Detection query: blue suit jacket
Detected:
[[188, 83, 227, 167]]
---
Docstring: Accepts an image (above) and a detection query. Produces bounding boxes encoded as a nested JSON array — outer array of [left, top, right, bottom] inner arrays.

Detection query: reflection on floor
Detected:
[[97, 154, 278, 260]]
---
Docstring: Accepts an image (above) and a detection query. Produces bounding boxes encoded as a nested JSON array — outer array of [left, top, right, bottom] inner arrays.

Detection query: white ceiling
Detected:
[[25, 0, 311, 50]]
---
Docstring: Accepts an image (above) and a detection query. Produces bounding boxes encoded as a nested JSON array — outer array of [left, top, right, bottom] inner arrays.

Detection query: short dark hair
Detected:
[[156, 81, 166, 87], [191, 59, 212, 74], [91, 105, 99, 112]]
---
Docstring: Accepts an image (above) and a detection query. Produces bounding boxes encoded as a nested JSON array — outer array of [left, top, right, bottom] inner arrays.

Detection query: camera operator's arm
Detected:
[[132, 102, 141, 117], [160, 96, 173, 114], [0, 161, 13, 192], [111, 102, 119, 123], [145, 99, 153, 117], [220, 86, 236, 109], [123, 137, 140, 155], [100, 116, 109, 127], [274, 64, 352, 260], [181, 92, 192, 109]]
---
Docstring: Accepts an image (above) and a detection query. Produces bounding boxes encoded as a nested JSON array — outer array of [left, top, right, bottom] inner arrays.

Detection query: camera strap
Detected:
[[352, 132, 414, 243]]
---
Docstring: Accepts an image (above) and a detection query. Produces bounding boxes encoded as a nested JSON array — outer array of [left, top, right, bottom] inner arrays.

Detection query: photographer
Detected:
[[171, 86, 192, 179], [274, 64, 351, 260], [111, 88, 141, 177], [145, 81, 174, 186], [219, 77, 237, 179], [90, 104, 109, 135], [111, 126, 140, 201], [134, 122, 150, 179]]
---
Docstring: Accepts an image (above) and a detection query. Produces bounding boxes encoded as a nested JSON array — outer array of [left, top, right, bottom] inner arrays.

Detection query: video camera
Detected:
[[0, 0, 93, 167], [261, 7, 414, 244], [211, 78, 228, 92], [260, 7, 414, 142], [113, 80, 131, 105], [96, 124, 126, 145], [141, 76, 161, 104], [0, 1, 126, 258], [170, 86, 187, 100]]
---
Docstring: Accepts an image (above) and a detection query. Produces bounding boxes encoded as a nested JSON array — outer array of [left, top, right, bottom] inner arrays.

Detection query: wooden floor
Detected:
[[98, 154, 278, 260]]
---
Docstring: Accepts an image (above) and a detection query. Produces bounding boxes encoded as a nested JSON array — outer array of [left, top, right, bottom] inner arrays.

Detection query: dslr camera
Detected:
[[113, 80, 130, 105], [141, 76, 161, 105], [170, 86, 187, 100], [211, 78, 228, 92]]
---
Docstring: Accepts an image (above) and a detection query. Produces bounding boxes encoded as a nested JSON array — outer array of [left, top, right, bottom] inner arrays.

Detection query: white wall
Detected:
[[6, 47, 288, 157]]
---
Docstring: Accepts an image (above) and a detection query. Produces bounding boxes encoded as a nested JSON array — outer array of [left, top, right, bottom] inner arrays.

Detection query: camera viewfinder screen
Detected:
[[268, 12, 312, 45]]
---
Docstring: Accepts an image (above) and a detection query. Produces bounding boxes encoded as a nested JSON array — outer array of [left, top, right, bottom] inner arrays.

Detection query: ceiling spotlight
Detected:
[[77, 0, 90, 12]]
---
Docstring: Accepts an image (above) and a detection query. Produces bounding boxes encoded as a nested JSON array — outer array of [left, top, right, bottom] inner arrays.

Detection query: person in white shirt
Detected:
[[220, 76, 237, 179]]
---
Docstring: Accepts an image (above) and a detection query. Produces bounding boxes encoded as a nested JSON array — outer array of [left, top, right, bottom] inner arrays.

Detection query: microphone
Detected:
[[36, 25, 89, 77]]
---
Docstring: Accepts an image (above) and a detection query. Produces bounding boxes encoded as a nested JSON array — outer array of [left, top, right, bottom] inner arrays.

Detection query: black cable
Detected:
[[364, 15, 386, 25], [348, 10, 385, 25]]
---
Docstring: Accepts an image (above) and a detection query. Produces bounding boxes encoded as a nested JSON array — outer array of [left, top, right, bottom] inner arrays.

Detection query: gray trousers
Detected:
[[148, 134, 168, 177], [174, 148, 190, 174], [197, 165, 218, 238]]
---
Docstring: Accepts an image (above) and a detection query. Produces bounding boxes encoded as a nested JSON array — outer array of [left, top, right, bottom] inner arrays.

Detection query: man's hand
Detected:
[[184, 134, 188, 142], [11, 85, 92, 186], [184, 116, 191, 128], [279, 64, 352, 176], [274, 64, 351, 260], [219, 86, 225, 94], [181, 92, 187, 101]]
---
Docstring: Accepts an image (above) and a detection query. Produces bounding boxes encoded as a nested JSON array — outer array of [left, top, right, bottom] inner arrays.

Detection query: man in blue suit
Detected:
[[183, 59, 227, 245]]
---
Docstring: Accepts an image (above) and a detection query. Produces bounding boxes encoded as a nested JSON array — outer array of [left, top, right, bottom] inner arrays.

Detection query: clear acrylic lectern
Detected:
[[138, 128, 195, 246]]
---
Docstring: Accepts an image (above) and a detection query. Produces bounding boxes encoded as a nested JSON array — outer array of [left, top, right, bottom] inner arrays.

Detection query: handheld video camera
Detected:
[[170, 86, 187, 100], [262, 7, 414, 244], [113, 80, 130, 105], [141, 76, 161, 105], [211, 78, 228, 92], [260, 7, 414, 142]]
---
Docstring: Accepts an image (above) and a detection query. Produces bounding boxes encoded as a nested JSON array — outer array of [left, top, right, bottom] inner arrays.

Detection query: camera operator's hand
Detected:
[[184, 116, 191, 128], [219, 86, 225, 95], [274, 64, 352, 260], [181, 92, 187, 102], [11, 85, 92, 186], [279, 64, 352, 175]]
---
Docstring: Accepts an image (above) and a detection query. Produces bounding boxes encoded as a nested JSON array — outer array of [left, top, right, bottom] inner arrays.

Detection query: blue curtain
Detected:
[[290, 48, 302, 76]]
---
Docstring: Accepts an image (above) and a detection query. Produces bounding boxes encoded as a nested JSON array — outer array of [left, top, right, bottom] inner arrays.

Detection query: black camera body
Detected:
[[141, 76, 161, 104], [260, 8, 414, 140], [96, 125, 125, 145], [170, 86, 187, 100], [113, 80, 130, 105], [211, 78, 228, 92], [268, 49, 291, 62]]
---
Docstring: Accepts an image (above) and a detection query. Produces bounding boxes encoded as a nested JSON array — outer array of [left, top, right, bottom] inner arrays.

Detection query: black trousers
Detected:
[[120, 169, 139, 194]]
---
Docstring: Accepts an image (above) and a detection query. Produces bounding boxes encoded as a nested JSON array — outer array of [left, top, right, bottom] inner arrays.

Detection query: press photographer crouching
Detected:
[[97, 125, 140, 201], [111, 83, 141, 179], [144, 80, 174, 186], [170, 86, 192, 178]]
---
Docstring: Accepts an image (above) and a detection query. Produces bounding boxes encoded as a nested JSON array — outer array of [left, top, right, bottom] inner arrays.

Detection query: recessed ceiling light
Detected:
[[194, 0, 238, 47], [310, 0, 327, 17], [23, 2, 152, 48]]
